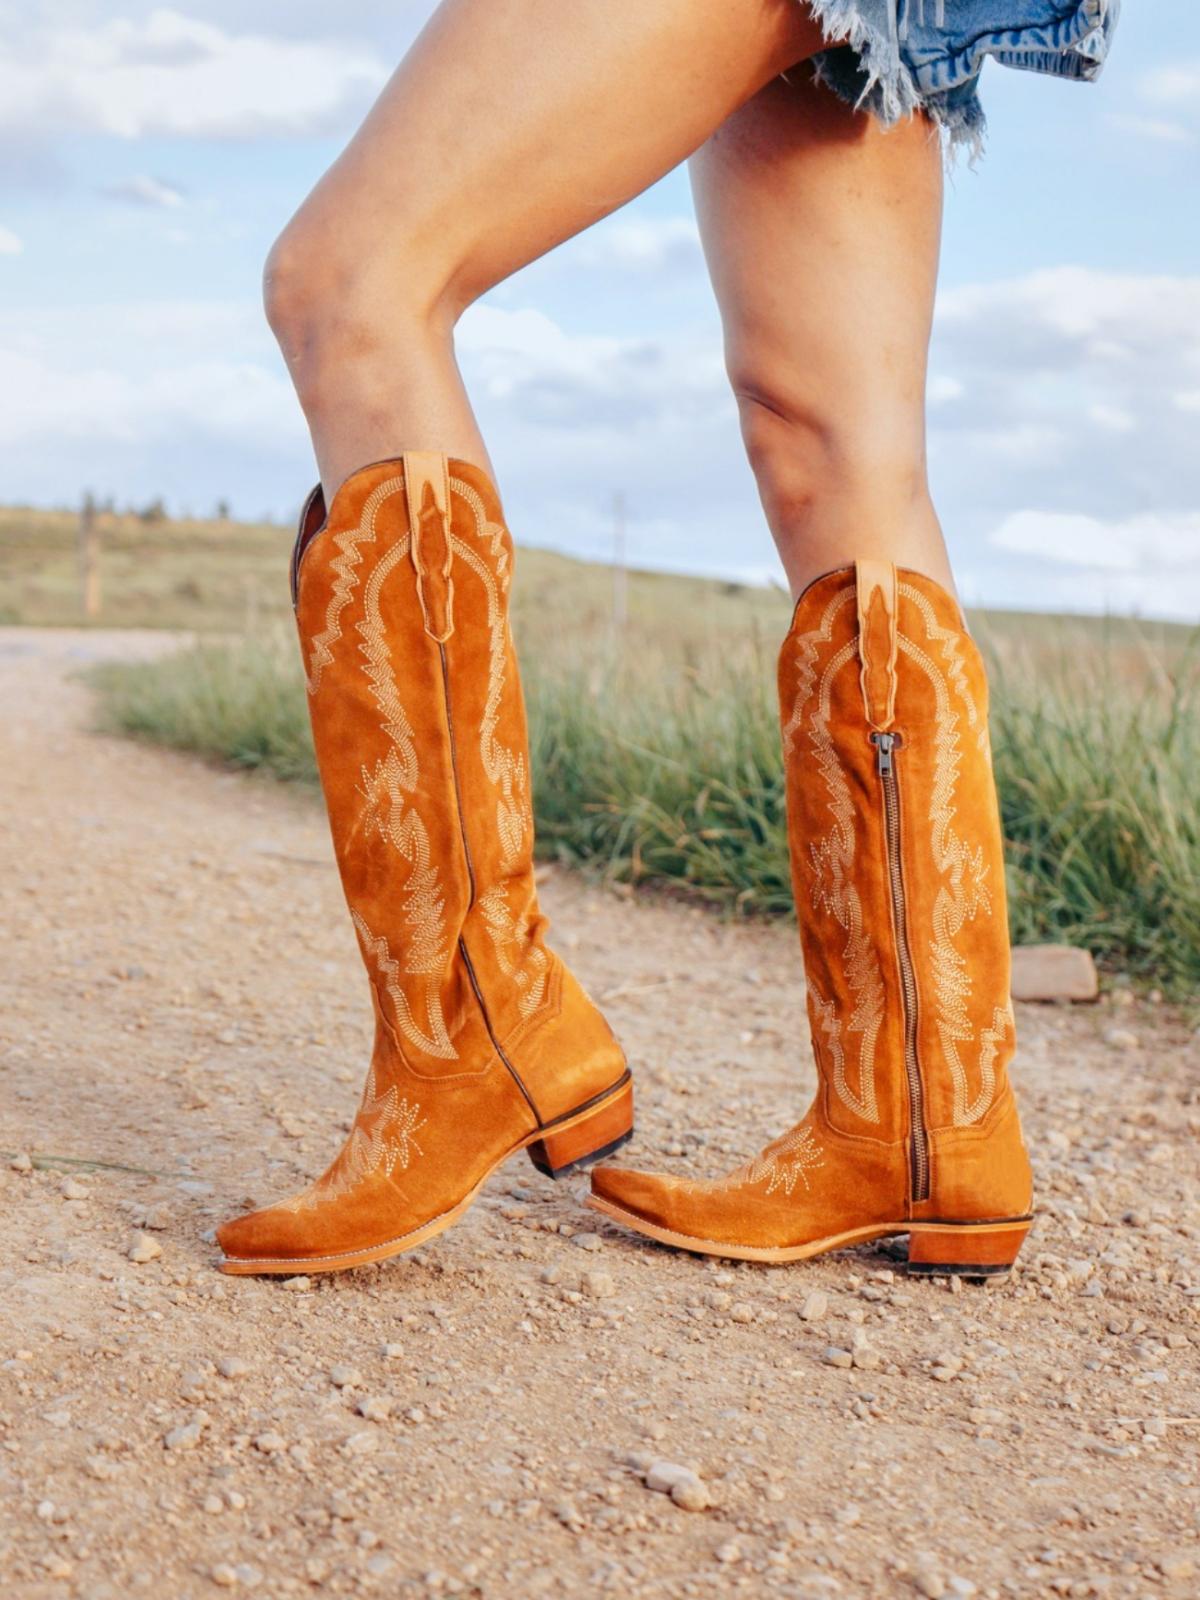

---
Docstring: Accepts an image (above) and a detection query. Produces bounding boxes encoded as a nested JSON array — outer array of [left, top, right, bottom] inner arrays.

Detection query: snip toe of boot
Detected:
[[589, 1163, 677, 1229], [216, 1204, 304, 1268]]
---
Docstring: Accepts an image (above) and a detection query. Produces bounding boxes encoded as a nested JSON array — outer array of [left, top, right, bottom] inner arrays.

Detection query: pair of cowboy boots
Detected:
[[217, 455, 1032, 1279]]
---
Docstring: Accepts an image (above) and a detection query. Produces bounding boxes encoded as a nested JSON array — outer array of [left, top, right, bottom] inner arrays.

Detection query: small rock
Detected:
[[799, 1290, 829, 1322], [281, 1276, 311, 1293], [852, 1348, 881, 1371], [571, 1232, 603, 1252], [330, 1365, 363, 1389], [715, 1542, 741, 1564], [9, 1152, 32, 1172], [217, 1356, 249, 1380], [645, 1461, 701, 1493], [1143, 1418, 1170, 1438], [914, 1574, 946, 1599], [358, 1396, 392, 1422], [253, 1432, 287, 1454], [540, 1265, 563, 1285], [1010, 944, 1097, 1003], [405, 1407, 427, 1425], [729, 1303, 755, 1324], [381, 1342, 404, 1359], [234, 1566, 263, 1589], [343, 1431, 377, 1456], [1158, 1552, 1197, 1581], [60, 1178, 90, 1201], [946, 1579, 977, 1598], [203, 1494, 224, 1514], [1104, 1028, 1140, 1051], [211, 1565, 238, 1589], [164, 1422, 204, 1451], [823, 1347, 854, 1369], [671, 1478, 710, 1512], [127, 1232, 162, 1264]]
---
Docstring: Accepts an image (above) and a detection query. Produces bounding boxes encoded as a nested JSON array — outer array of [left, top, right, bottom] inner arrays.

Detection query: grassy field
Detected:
[[5, 504, 1197, 993]]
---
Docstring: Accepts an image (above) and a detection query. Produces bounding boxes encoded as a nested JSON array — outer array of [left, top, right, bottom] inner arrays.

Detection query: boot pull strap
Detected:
[[855, 559, 899, 731], [403, 451, 455, 642]]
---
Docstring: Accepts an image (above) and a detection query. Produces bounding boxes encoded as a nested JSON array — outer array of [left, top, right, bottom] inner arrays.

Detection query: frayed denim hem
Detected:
[[803, 0, 1119, 163]]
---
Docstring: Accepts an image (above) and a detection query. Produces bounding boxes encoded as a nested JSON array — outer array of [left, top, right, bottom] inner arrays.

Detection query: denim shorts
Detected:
[[805, 0, 1119, 155]]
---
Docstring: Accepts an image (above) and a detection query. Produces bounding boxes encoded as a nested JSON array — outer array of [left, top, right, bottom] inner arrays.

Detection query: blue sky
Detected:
[[1, 1, 1197, 617]]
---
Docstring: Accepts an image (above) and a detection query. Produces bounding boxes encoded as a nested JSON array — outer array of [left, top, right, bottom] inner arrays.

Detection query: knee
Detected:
[[262, 204, 459, 391], [736, 384, 929, 528]]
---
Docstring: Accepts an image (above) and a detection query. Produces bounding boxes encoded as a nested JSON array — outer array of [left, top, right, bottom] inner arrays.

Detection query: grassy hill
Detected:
[[7, 503, 1198, 992]]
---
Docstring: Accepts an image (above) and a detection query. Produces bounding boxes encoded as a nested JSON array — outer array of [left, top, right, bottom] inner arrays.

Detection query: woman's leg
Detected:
[[690, 71, 952, 598], [265, 0, 830, 498], [590, 79, 1034, 1269]]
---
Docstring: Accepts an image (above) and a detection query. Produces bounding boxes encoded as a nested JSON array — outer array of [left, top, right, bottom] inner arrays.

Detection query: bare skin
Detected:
[[266, 0, 954, 599], [691, 74, 952, 595]]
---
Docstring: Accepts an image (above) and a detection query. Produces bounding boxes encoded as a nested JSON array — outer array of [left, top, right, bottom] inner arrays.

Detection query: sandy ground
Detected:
[[2, 627, 1199, 1600]]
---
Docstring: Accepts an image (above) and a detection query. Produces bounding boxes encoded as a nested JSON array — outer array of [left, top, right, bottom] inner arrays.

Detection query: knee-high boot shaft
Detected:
[[293, 454, 613, 1118], [591, 560, 1032, 1272], [779, 561, 1030, 1221], [218, 455, 630, 1274]]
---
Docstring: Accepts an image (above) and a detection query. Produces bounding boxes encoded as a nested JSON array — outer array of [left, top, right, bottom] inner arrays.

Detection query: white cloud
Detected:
[[1138, 61, 1200, 106], [458, 303, 729, 428], [0, 225, 23, 254], [928, 270, 1200, 548], [991, 510, 1200, 573], [568, 217, 704, 277], [1107, 113, 1192, 145], [0, 9, 389, 141], [103, 175, 185, 208]]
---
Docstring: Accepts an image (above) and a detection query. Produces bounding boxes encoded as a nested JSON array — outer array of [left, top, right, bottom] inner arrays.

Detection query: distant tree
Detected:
[[139, 497, 167, 524]]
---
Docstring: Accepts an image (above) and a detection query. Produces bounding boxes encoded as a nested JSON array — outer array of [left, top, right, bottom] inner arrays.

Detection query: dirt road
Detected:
[[2, 627, 1199, 1600]]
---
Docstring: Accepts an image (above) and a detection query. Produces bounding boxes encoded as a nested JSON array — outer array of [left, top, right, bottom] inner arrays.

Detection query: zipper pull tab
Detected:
[[872, 732, 896, 776]]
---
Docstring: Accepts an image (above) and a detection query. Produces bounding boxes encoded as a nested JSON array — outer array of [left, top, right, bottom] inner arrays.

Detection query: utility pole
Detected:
[[79, 491, 101, 620], [612, 490, 627, 632]]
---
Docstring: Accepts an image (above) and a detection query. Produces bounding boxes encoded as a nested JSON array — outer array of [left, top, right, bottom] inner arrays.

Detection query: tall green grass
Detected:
[[93, 619, 1200, 992]]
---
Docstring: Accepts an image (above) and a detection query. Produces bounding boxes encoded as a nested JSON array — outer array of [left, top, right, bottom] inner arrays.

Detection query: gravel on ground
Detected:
[[1, 628, 1199, 1600]]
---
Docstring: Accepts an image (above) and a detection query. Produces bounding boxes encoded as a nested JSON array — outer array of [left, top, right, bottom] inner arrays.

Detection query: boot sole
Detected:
[[585, 1194, 1032, 1276], [218, 1073, 633, 1277]]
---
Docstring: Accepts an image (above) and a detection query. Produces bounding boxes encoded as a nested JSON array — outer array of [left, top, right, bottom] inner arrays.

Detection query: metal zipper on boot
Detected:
[[871, 731, 930, 1203]]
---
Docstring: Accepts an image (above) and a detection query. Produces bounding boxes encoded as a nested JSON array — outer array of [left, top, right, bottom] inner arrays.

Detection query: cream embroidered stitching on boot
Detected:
[[279, 1067, 426, 1211], [353, 910, 456, 1063], [351, 533, 457, 1060], [725, 1124, 824, 1198], [802, 633, 885, 1125], [897, 628, 999, 1126], [449, 489, 549, 1020], [306, 477, 402, 693]]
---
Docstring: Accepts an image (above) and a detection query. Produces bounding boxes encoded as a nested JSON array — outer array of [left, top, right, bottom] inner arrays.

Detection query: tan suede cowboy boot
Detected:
[[589, 561, 1032, 1275], [218, 454, 631, 1275]]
